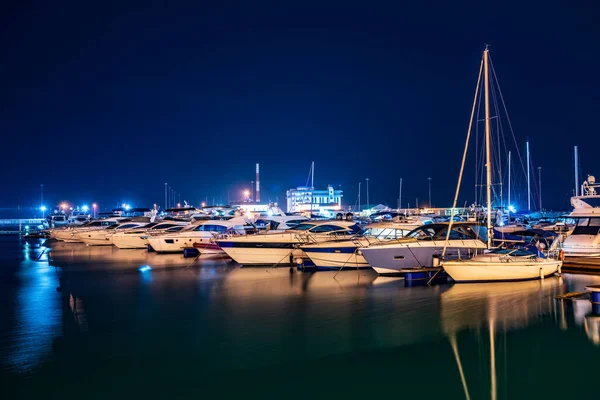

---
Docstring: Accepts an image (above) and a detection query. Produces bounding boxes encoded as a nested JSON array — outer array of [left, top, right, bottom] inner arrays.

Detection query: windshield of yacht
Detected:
[[290, 223, 316, 231], [572, 217, 600, 235], [139, 222, 160, 229], [115, 223, 141, 230], [406, 224, 479, 240]]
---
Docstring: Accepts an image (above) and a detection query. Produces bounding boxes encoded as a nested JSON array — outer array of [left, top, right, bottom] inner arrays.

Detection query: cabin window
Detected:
[[572, 218, 600, 235]]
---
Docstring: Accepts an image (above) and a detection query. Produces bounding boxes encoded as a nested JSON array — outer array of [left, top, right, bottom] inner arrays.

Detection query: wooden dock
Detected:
[[562, 257, 600, 274]]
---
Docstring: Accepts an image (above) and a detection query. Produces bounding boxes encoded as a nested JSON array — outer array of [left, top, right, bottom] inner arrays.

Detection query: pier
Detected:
[[0, 218, 44, 234], [562, 257, 600, 274]]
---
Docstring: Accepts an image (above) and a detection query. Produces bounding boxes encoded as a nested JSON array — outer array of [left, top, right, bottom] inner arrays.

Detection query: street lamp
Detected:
[[243, 190, 250, 201], [92, 203, 97, 218]]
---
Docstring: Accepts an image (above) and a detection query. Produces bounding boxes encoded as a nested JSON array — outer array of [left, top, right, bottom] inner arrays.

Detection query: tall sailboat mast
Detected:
[[526, 140, 531, 210], [484, 47, 493, 248], [507, 150, 511, 219]]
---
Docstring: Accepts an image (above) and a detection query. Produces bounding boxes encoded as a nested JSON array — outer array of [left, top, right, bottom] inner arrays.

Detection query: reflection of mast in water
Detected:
[[441, 277, 561, 399], [489, 318, 496, 400]]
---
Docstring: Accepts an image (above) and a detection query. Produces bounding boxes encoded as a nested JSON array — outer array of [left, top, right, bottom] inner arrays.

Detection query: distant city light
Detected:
[[81, 205, 89, 212], [40, 206, 47, 212], [122, 203, 131, 211], [201, 202, 206, 207], [60, 203, 67, 210]]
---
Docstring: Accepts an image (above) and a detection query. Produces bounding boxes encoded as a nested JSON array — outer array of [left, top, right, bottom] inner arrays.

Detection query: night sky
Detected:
[[1, 1, 598, 214]]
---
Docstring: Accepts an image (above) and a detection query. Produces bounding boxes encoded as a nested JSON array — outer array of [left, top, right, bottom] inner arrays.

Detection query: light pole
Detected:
[[164, 183, 168, 210], [40, 184, 44, 210], [538, 166, 542, 211], [92, 203, 97, 219], [251, 181, 254, 201], [428, 177, 432, 208], [365, 178, 370, 210]]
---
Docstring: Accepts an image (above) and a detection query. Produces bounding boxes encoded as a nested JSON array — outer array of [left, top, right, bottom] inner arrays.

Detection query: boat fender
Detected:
[[559, 249, 565, 261]]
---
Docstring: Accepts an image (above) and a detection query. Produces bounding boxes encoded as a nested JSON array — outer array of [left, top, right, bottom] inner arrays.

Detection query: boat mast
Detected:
[[484, 47, 493, 249], [526, 139, 531, 211]]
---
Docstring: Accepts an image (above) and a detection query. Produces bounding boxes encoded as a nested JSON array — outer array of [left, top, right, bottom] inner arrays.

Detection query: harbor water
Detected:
[[2, 236, 600, 399]]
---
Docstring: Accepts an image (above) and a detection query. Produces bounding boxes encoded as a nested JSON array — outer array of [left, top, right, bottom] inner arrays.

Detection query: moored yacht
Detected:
[[79, 220, 150, 246], [562, 175, 600, 257], [359, 222, 488, 275], [216, 220, 363, 266], [147, 216, 254, 254], [301, 219, 427, 270], [50, 218, 123, 242], [112, 221, 190, 249]]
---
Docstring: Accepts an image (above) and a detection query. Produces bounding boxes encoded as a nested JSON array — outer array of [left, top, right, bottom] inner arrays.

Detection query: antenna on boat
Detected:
[[574, 145, 580, 196], [398, 178, 403, 211]]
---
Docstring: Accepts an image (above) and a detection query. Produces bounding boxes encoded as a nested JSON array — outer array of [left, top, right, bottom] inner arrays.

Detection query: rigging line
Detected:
[[443, 57, 484, 257], [489, 55, 529, 178], [490, 75, 503, 206]]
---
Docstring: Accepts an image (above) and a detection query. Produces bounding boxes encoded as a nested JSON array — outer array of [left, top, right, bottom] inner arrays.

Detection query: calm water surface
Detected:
[[1, 236, 600, 399]]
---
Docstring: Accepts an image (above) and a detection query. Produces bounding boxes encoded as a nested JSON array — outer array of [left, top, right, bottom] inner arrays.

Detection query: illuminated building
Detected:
[[286, 185, 343, 216]]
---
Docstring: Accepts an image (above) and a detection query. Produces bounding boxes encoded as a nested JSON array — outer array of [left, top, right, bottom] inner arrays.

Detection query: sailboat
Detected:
[[441, 47, 562, 283]]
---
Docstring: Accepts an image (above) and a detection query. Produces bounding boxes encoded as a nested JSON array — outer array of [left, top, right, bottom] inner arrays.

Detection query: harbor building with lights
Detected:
[[286, 185, 343, 216]]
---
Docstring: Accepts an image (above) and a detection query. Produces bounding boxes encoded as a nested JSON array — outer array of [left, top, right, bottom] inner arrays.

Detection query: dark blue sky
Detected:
[[1, 1, 598, 213]]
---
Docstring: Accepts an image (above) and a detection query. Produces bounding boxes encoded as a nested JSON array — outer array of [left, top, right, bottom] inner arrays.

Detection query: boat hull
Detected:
[[360, 240, 485, 274], [147, 233, 215, 253], [443, 259, 561, 282], [112, 235, 148, 249], [302, 244, 369, 269], [217, 243, 303, 265]]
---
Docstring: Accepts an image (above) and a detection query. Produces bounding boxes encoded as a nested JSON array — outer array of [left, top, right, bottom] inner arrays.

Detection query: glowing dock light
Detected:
[[81, 205, 89, 212], [508, 205, 516, 213], [40, 206, 47, 212], [138, 265, 152, 272], [122, 203, 131, 211], [60, 203, 67, 210]]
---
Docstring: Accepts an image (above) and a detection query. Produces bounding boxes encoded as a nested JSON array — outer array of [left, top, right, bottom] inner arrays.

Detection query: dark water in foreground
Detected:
[[2, 237, 600, 399]]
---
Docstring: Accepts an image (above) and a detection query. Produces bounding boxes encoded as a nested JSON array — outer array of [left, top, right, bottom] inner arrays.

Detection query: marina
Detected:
[[3, 1, 600, 398]]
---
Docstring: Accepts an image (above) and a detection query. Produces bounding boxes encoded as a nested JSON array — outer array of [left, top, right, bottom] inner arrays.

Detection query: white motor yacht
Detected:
[[147, 216, 254, 254], [111, 221, 190, 249], [562, 175, 600, 257], [50, 218, 123, 242], [79, 221, 150, 246], [359, 222, 487, 275], [216, 220, 363, 266], [301, 219, 427, 270]]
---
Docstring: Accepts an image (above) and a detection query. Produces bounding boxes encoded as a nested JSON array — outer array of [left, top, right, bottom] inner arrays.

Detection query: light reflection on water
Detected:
[[3, 237, 600, 397]]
